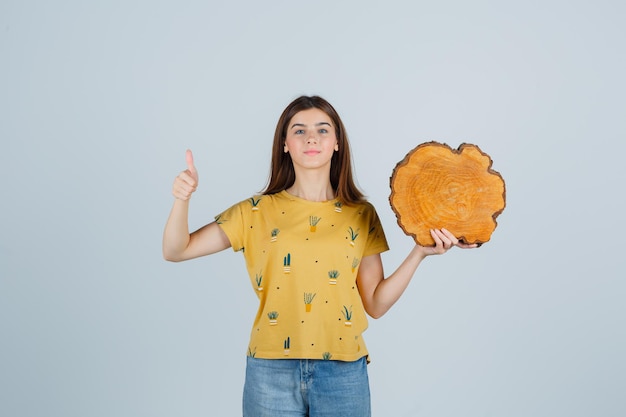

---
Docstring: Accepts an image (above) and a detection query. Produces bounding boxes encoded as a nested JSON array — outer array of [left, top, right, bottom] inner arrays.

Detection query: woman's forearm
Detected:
[[368, 246, 427, 318], [162, 199, 192, 261], [361, 228, 473, 318]]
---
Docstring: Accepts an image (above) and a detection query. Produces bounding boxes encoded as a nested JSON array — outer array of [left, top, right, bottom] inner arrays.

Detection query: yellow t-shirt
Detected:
[[216, 190, 389, 361]]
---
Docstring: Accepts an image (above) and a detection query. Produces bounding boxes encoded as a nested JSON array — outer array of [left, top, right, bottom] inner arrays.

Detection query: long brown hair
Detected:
[[262, 95, 365, 205]]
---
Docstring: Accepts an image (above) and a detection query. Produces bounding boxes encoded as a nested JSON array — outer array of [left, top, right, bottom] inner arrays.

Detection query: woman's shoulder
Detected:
[[343, 198, 377, 212], [228, 192, 284, 209]]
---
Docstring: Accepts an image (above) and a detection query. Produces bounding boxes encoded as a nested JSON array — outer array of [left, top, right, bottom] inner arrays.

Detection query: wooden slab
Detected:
[[389, 142, 506, 246]]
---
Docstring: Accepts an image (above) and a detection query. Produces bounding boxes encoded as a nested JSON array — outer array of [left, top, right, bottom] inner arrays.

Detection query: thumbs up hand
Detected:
[[172, 149, 199, 201]]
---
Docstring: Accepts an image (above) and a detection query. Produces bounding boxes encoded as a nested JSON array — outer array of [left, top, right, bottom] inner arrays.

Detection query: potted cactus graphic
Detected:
[[309, 216, 321, 232], [342, 305, 353, 327], [255, 272, 263, 291], [283, 253, 291, 273], [267, 311, 279, 325], [304, 292, 316, 312], [283, 337, 291, 355], [351, 257, 360, 273], [347, 227, 359, 246], [334, 202, 343, 213], [328, 270, 340, 285], [249, 197, 261, 211], [322, 352, 332, 360], [270, 228, 280, 242]]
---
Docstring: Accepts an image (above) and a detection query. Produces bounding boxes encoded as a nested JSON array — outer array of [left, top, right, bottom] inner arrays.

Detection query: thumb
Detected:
[[185, 149, 196, 174]]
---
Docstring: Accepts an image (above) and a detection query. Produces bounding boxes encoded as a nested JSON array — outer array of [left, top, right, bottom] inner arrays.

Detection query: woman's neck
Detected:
[[286, 177, 335, 202]]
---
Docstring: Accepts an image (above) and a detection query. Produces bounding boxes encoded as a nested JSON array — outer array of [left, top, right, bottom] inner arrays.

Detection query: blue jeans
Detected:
[[243, 356, 371, 417]]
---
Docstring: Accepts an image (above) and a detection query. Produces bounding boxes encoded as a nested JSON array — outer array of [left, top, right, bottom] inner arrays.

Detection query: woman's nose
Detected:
[[306, 133, 318, 143]]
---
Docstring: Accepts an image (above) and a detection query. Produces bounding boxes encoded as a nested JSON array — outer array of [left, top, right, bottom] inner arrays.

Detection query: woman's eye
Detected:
[[295, 129, 305, 134], [319, 129, 328, 134]]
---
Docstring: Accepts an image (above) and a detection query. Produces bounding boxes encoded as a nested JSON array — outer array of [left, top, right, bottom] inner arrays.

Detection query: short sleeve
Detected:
[[215, 200, 247, 252], [362, 203, 389, 257]]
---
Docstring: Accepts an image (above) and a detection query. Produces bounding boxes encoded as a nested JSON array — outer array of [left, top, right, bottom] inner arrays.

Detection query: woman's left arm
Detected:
[[356, 228, 476, 319]]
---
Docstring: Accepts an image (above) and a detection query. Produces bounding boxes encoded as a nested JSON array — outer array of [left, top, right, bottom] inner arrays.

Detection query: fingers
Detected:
[[172, 150, 199, 201], [429, 229, 449, 255], [429, 228, 482, 255], [439, 228, 458, 246], [172, 171, 198, 200], [442, 228, 481, 249], [186, 149, 196, 174], [423, 228, 480, 257], [184, 149, 199, 183], [427, 228, 462, 255], [457, 240, 480, 249]]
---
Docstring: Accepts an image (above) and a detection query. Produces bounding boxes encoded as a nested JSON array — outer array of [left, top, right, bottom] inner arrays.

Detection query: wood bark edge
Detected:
[[389, 141, 507, 246]]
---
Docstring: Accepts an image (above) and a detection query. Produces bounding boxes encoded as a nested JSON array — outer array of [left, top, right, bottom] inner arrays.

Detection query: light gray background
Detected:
[[1, 1, 625, 416]]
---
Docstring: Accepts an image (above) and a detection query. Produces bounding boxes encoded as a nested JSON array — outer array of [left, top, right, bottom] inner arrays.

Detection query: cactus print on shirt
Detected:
[[216, 190, 389, 361]]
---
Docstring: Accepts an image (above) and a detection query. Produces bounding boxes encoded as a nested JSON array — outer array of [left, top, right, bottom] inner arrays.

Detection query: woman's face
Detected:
[[284, 108, 339, 172]]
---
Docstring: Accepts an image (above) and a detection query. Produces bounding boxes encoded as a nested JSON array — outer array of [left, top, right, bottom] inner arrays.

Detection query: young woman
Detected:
[[163, 95, 475, 416]]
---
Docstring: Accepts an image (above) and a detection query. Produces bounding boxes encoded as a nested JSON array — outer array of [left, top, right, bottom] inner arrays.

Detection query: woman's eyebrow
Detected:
[[290, 122, 332, 129]]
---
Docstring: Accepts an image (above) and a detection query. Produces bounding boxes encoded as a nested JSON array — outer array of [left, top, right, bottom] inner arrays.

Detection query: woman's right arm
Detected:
[[162, 150, 231, 262]]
